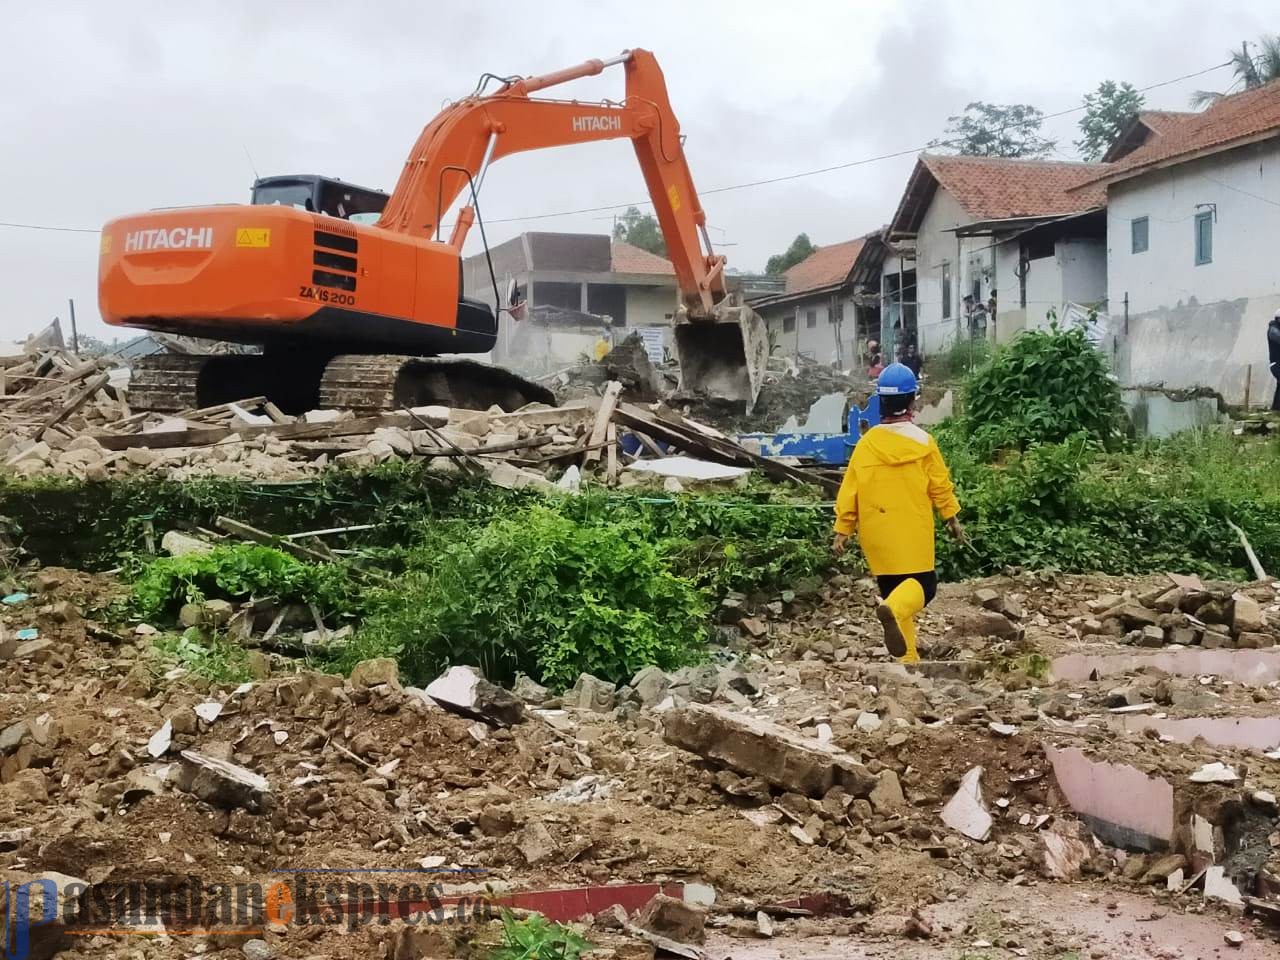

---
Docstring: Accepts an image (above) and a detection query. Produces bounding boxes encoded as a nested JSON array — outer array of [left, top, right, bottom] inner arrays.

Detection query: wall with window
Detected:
[[1106, 139, 1280, 405], [761, 293, 863, 365]]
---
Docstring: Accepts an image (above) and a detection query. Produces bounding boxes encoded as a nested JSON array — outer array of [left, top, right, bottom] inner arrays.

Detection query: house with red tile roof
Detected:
[[1069, 80, 1280, 407], [463, 233, 677, 373], [885, 153, 1109, 356], [750, 231, 889, 366]]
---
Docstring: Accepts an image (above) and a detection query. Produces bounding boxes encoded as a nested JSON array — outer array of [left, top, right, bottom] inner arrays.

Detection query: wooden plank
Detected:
[[632, 430, 667, 458], [174, 396, 268, 420], [403, 409, 487, 478], [95, 425, 231, 450], [583, 381, 622, 467], [35, 373, 110, 439], [605, 423, 618, 485], [262, 401, 293, 425], [8, 359, 101, 412], [612, 402, 837, 494], [93, 411, 425, 451], [215, 516, 332, 563]]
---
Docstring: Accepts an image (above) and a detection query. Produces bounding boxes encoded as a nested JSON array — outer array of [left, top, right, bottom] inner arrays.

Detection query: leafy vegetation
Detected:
[[1191, 35, 1280, 108], [766, 233, 817, 275], [487, 912, 592, 960], [1076, 80, 1145, 160], [153, 630, 253, 684], [930, 101, 1055, 158], [127, 544, 359, 623], [339, 505, 711, 689], [612, 205, 666, 256], [958, 323, 1123, 458]]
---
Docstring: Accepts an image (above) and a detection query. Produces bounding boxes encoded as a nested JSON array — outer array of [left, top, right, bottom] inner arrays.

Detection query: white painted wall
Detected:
[[1107, 139, 1280, 405], [625, 285, 677, 327], [762, 293, 862, 366]]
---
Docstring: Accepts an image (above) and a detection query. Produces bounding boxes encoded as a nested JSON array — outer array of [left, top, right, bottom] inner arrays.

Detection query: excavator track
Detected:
[[125, 354, 211, 413], [317, 355, 555, 415], [126, 352, 555, 416]]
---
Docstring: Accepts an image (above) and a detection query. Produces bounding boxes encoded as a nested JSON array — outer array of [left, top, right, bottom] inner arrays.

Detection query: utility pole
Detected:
[[68, 298, 78, 354]]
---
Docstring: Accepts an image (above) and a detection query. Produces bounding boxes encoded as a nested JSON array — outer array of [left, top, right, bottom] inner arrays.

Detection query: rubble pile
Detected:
[[2, 559, 1279, 956], [0, 350, 127, 474], [0, 370, 836, 495]]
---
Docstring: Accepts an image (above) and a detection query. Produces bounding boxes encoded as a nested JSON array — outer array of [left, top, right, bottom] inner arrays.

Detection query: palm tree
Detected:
[[1191, 36, 1280, 108]]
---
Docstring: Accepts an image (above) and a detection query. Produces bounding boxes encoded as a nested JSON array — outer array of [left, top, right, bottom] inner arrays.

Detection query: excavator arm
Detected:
[[377, 49, 728, 319]]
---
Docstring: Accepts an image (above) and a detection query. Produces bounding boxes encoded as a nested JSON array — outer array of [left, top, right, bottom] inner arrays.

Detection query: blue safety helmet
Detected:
[[876, 362, 918, 397]]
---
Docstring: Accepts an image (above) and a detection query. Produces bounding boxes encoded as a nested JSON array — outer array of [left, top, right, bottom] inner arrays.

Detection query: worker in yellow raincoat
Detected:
[[833, 363, 964, 663]]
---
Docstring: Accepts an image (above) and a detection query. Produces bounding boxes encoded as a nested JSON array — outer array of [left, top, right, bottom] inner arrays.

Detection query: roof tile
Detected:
[[920, 154, 1108, 220], [610, 240, 675, 275], [783, 238, 866, 294], [1074, 80, 1280, 189]]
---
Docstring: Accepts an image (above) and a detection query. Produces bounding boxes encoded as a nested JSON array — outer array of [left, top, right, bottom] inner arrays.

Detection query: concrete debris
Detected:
[[176, 750, 271, 811], [1224, 930, 1245, 948], [634, 892, 707, 946], [425, 665, 526, 726], [1204, 865, 1245, 906], [662, 703, 875, 798], [161, 530, 214, 556], [1041, 830, 1091, 880], [1189, 761, 1239, 783], [515, 821, 557, 865], [350, 657, 401, 689], [941, 766, 992, 841], [146, 719, 173, 758]]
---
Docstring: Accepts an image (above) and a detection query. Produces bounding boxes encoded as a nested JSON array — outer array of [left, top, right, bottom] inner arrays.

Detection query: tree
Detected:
[[612, 206, 666, 256], [1191, 36, 1280, 107], [930, 102, 1056, 158], [765, 234, 817, 275], [1075, 80, 1145, 161]]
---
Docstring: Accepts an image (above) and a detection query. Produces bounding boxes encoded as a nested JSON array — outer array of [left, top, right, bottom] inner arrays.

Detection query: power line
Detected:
[[0, 220, 98, 234], [478, 58, 1234, 225], [0, 57, 1234, 236]]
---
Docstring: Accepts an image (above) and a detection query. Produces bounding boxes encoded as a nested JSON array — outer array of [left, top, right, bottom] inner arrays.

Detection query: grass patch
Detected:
[[126, 544, 360, 624], [487, 912, 592, 960], [153, 630, 253, 684], [339, 505, 710, 689]]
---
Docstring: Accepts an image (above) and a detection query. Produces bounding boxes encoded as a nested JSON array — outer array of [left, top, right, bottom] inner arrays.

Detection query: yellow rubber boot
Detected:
[[877, 578, 925, 664]]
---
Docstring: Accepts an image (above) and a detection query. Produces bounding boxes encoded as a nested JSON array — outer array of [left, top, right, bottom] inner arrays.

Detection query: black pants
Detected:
[[1272, 379, 1280, 412], [876, 571, 938, 606]]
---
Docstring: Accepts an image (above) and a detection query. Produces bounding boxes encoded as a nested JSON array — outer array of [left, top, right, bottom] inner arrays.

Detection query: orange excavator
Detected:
[[98, 49, 767, 414]]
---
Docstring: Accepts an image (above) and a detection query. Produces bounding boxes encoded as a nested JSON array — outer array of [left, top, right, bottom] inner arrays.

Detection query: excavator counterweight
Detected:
[[99, 49, 765, 414]]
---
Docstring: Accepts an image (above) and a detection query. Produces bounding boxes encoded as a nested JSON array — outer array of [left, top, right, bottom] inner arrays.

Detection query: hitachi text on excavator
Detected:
[[98, 49, 768, 415]]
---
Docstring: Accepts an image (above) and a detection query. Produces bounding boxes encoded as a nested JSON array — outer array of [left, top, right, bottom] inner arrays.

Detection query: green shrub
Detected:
[[488, 912, 592, 960], [342, 505, 709, 689], [129, 544, 358, 622], [961, 324, 1123, 456]]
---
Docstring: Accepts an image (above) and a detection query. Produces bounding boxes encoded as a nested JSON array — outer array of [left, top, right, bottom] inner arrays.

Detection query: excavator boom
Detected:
[[99, 49, 765, 414]]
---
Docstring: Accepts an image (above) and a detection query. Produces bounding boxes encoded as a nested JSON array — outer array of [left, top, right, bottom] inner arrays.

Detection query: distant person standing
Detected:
[[1269, 311, 1280, 411], [867, 353, 885, 379], [903, 343, 922, 378]]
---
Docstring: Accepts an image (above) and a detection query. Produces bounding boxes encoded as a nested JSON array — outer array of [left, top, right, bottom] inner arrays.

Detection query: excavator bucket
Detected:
[[673, 294, 770, 413]]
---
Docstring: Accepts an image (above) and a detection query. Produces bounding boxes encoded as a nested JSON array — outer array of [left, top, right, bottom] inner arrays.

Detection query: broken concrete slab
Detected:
[[940, 766, 992, 841], [662, 703, 874, 798], [627, 456, 751, 482], [634, 892, 707, 946], [1052, 649, 1280, 686], [1041, 830, 1091, 880], [1204, 865, 1245, 906], [161, 529, 214, 556], [1231, 592, 1265, 633], [1044, 745, 1173, 851], [425, 665, 526, 726], [176, 750, 270, 812]]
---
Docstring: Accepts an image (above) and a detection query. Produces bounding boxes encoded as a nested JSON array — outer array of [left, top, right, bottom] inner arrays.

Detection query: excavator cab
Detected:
[[251, 175, 389, 222]]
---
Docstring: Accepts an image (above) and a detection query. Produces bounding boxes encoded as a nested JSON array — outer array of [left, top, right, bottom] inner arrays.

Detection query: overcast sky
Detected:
[[0, 0, 1273, 341]]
